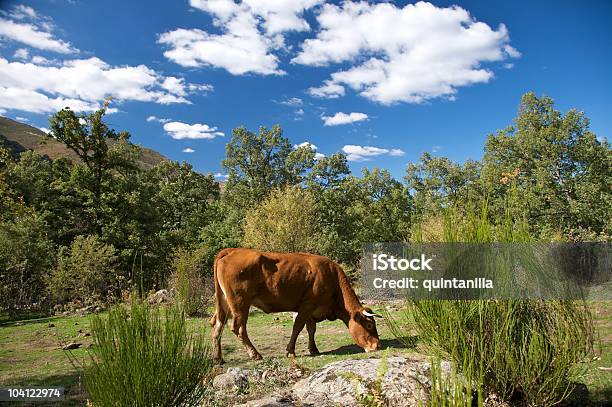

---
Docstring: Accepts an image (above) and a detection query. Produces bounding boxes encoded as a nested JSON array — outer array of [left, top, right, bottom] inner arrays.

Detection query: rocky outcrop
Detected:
[[235, 356, 452, 407]]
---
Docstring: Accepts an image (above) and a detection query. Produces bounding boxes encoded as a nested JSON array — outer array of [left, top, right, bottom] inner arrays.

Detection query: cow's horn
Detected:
[[362, 310, 382, 318]]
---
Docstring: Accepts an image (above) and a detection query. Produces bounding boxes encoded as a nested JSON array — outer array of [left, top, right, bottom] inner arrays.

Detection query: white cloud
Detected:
[[8, 5, 38, 20], [322, 112, 368, 126], [294, 141, 324, 159], [163, 121, 224, 140], [342, 145, 405, 162], [0, 6, 76, 53], [146, 115, 171, 123], [294, 1, 518, 104], [182, 147, 196, 153], [0, 57, 203, 114], [15, 116, 28, 122], [160, 76, 213, 97], [214, 172, 229, 181], [307, 79, 345, 99], [13, 48, 29, 59], [31, 55, 53, 65], [38, 126, 50, 134], [279, 97, 303, 106], [158, 0, 322, 75], [0, 86, 101, 114]]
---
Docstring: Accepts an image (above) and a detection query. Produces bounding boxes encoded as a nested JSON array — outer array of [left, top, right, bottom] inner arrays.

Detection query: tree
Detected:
[[482, 92, 611, 239], [0, 212, 54, 311], [351, 167, 412, 245], [222, 125, 313, 204], [49, 101, 130, 232], [405, 152, 482, 216], [149, 161, 220, 246], [243, 186, 321, 253], [47, 235, 118, 304]]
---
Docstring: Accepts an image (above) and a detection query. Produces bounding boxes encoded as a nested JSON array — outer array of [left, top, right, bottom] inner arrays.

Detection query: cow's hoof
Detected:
[[214, 357, 225, 365], [250, 353, 263, 360], [309, 348, 320, 356], [286, 352, 296, 358]]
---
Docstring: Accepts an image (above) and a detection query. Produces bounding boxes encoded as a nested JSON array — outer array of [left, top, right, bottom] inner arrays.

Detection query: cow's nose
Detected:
[[365, 341, 380, 353]]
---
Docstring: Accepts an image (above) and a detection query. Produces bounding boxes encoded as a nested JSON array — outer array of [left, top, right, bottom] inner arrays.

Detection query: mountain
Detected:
[[0, 116, 167, 169]]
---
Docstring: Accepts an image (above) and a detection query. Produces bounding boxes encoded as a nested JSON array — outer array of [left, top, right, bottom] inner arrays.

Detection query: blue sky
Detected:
[[0, 0, 610, 180]]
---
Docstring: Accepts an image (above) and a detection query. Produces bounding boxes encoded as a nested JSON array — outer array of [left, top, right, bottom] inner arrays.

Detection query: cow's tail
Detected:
[[209, 248, 234, 327]]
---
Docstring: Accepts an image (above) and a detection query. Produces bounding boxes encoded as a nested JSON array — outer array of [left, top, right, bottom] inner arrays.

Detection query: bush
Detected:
[[169, 246, 211, 316], [47, 235, 119, 304], [0, 213, 54, 311], [243, 185, 321, 253], [85, 302, 213, 406], [390, 205, 595, 406]]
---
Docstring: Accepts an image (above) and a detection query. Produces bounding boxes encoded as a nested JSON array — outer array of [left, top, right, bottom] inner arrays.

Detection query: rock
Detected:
[[146, 289, 174, 305], [62, 342, 82, 350], [291, 357, 451, 407], [237, 393, 297, 407], [213, 367, 251, 391]]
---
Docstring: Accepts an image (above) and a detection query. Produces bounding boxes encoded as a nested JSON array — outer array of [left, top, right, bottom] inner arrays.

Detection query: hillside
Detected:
[[0, 116, 167, 169]]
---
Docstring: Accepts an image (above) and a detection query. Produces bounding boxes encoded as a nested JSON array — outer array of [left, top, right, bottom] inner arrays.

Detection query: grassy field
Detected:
[[0, 302, 610, 405]]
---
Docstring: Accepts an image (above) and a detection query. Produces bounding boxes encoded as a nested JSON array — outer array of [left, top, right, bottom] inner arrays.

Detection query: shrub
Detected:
[[85, 301, 213, 407], [243, 185, 321, 253], [47, 235, 119, 304], [390, 205, 595, 406], [169, 246, 211, 316], [0, 213, 54, 311]]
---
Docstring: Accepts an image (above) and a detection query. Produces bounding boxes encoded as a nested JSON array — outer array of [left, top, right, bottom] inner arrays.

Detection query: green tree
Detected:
[[482, 92, 611, 239], [405, 152, 482, 217], [243, 185, 321, 253], [49, 102, 131, 232], [222, 125, 313, 204], [148, 161, 219, 246], [47, 235, 118, 304], [0, 212, 54, 311], [351, 167, 412, 244]]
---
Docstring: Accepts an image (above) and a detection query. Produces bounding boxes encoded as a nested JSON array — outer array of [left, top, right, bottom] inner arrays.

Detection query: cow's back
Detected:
[[216, 248, 339, 316]]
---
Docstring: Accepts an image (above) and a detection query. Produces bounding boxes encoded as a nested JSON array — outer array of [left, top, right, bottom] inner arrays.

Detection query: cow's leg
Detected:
[[211, 295, 230, 364], [230, 305, 262, 360], [286, 308, 313, 357], [306, 319, 320, 355]]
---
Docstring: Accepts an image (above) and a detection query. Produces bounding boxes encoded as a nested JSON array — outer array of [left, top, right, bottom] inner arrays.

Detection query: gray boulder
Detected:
[[292, 356, 449, 406], [213, 367, 251, 392]]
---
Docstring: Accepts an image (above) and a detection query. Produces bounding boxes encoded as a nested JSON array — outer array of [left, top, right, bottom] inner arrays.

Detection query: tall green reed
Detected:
[[85, 302, 213, 406], [392, 203, 594, 406]]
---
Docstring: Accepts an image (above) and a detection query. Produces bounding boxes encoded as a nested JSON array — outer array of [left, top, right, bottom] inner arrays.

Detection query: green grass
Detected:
[[0, 302, 609, 405]]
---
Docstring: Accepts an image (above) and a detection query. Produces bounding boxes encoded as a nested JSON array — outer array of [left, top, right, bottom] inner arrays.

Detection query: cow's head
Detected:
[[348, 307, 381, 352]]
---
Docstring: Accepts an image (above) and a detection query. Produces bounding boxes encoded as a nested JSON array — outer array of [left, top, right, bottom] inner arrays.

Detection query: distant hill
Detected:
[[0, 116, 167, 169]]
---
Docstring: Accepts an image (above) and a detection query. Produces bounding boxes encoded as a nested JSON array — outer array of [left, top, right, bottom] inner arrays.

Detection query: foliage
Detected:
[[0, 91, 609, 313], [405, 152, 482, 218], [0, 212, 54, 311], [482, 92, 611, 239], [222, 124, 309, 205], [84, 301, 213, 407], [243, 185, 321, 253], [169, 246, 211, 316], [49, 101, 131, 233], [390, 206, 596, 406], [47, 235, 119, 304]]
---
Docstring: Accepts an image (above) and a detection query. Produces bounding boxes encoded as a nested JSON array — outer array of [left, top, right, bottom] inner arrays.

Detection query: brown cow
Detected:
[[209, 248, 381, 363]]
